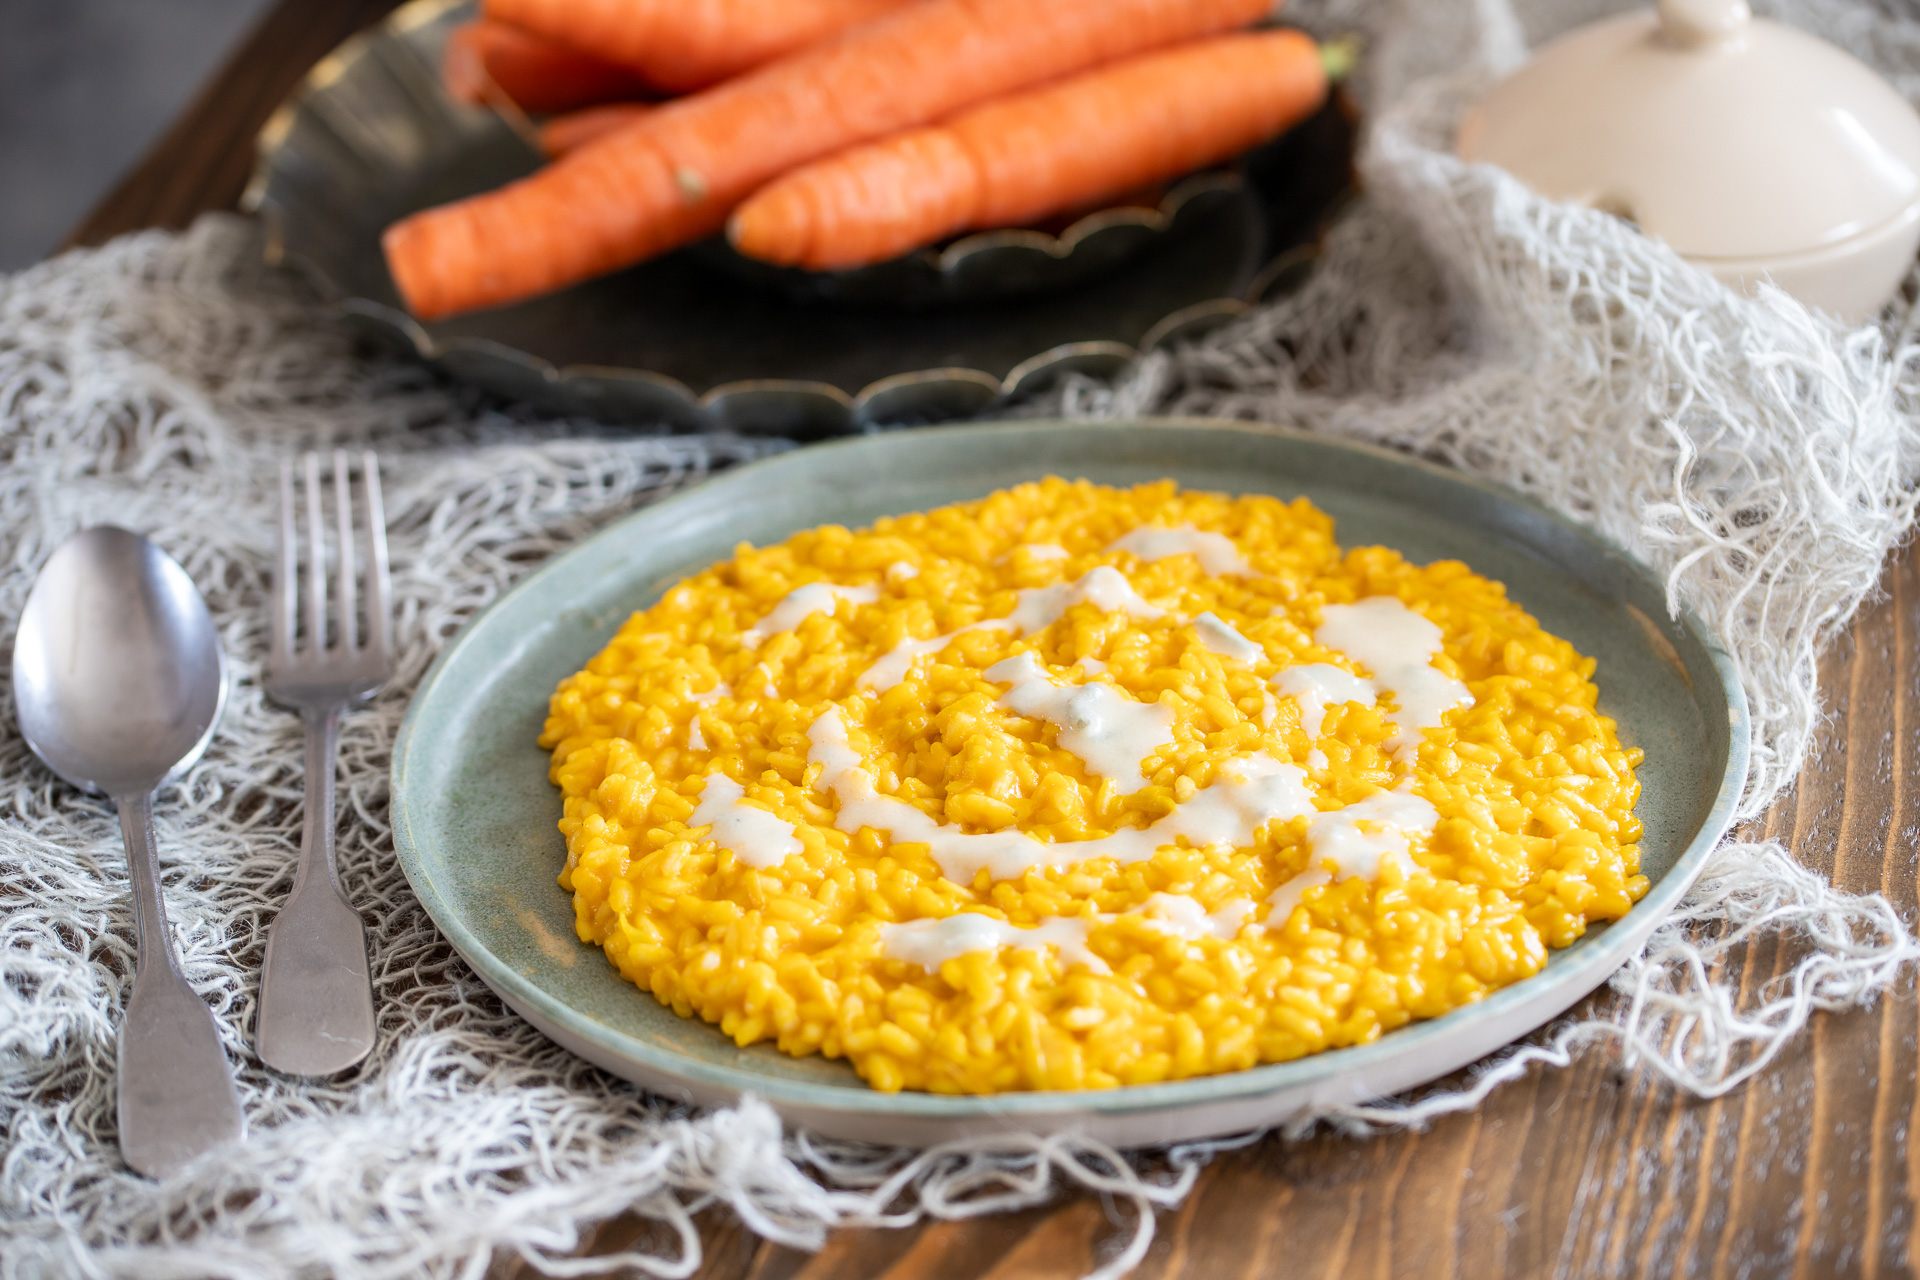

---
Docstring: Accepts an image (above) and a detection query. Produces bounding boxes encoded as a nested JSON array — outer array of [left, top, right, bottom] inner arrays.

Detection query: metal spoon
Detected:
[[12, 526, 245, 1177]]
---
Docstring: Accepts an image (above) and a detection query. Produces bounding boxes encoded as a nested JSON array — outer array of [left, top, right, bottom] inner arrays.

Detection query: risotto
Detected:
[[539, 478, 1645, 1094]]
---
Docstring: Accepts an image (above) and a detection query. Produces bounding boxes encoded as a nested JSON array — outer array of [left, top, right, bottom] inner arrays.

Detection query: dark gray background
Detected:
[[3, 0, 274, 271]]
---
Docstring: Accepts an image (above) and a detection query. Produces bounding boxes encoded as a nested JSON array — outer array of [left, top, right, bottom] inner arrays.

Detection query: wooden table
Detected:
[[72, 3, 1920, 1273]]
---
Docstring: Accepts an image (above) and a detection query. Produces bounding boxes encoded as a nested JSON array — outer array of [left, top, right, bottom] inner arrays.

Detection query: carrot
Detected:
[[729, 30, 1332, 271], [385, 0, 1275, 320], [538, 103, 656, 158], [443, 19, 656, 115], [482, 0, 913, 93]]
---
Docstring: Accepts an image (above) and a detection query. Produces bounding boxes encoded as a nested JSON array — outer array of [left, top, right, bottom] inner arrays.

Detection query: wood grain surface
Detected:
[[69, 2, 1920, 1274]]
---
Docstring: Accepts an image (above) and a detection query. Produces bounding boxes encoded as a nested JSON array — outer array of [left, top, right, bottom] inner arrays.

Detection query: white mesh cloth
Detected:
[[7, 0, 1920, 1274]]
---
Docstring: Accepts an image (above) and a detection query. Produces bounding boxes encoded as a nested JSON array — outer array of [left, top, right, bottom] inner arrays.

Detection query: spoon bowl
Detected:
[[12, 525, 244, 1178], [14, 527, 226, 796]]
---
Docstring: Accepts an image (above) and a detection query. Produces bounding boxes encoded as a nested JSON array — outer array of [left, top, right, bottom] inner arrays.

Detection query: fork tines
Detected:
[[272, 451, 391, 669]]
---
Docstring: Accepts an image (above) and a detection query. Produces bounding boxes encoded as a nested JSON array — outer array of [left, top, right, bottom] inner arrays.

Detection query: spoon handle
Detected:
[[257, 704, 376, 1076], [114, 791, 246, 1178]]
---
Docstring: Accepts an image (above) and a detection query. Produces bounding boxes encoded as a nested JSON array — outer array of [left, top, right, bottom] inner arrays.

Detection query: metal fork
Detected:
[[257, 450, 391, 1076]]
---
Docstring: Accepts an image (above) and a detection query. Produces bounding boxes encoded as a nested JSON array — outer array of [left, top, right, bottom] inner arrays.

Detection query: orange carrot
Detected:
[[443, 19, 656, 115], [730, 30, 1332, 271], [538, 102, 656, 157], [385, 0, 1275, 319], [482, 0, 913, 93]]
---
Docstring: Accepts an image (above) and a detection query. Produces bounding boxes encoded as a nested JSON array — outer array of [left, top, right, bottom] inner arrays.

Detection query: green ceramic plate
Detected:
[[389, 420, 1747, 1146]]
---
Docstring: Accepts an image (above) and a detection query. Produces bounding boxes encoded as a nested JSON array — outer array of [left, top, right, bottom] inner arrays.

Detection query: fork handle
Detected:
[[257, 704, 376, 1076]]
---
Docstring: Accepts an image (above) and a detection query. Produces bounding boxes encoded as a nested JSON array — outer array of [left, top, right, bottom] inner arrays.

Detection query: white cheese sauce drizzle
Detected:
[[852, 634, 954, 695], [1307, 790, 1439, 879], [1263, 789, 1440, 928], [685, 679, 731, 746], [1272, 663, 1377, 738], [985, 653, 1173, 794], [1263, 868, 1331, 927], [1002, 565, 1166, 632], [688, 775, 803, 868], [885, 561, 920, 583], [1193, 611, 1263, 664], [882, 892, 1265, 976], [882, 893, 1261, 975], [856, 566, 1163, 693], [882, 914, 1107, 974], [795, 590, 1462, 901], [688, 680, 732, 706], [1014, 543, 1070, 562], [1137, 892, 1256, 941], [1108, 524, 1256, 577], [742, 582, 879, 648], [807, 709, 1315, 883], [1311, 597, 1474, 761]]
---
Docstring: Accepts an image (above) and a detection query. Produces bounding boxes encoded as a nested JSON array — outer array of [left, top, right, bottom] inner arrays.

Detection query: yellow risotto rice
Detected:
[[539, 478, 1645, 1094]]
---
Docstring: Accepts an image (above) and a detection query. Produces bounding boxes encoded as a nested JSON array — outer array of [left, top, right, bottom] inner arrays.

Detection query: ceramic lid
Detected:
[[1457, 0, 1920, 260]]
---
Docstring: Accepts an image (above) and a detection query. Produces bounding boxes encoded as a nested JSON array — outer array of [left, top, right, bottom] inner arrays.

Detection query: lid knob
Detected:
[[1657, 0, 1750, 47]]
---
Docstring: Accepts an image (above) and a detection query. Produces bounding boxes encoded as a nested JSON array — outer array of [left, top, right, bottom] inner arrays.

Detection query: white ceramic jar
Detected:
[[1457, 0, 1920, 321]]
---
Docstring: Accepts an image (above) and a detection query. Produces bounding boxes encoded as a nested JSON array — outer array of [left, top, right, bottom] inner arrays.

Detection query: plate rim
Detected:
[[388, 417, 1749, 1131]]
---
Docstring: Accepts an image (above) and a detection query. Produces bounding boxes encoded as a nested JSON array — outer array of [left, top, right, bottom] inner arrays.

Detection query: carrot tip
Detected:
[[1319, 34, 1362, 83]]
